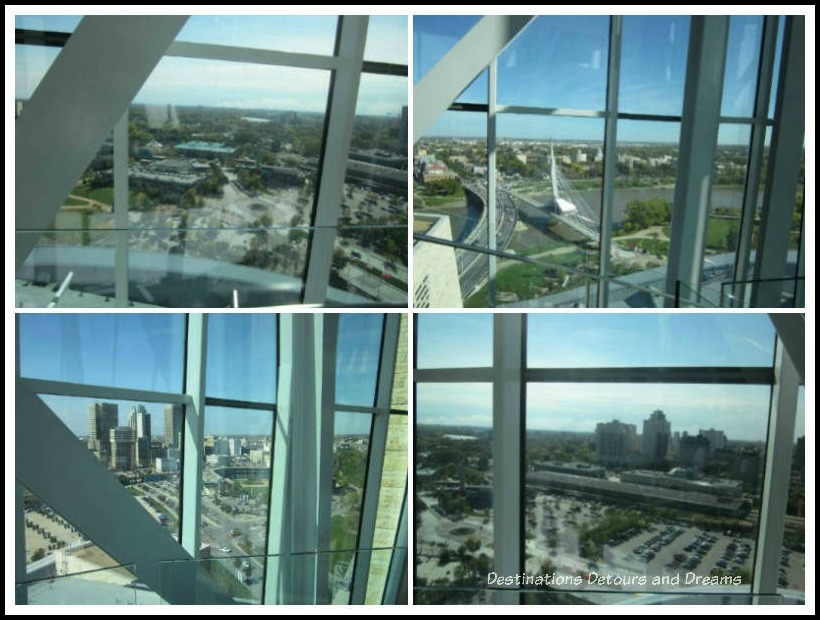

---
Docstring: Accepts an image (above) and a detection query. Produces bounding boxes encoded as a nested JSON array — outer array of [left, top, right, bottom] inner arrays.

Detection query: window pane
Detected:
[[416, 314, 493, 368], [413, 111, 487, 308], [206, 314, 277, 404], [415, 383, 493, 604], [332, 72, 408, 304], [619, 16, 690, 116], [200, 405, 273, 604], [330, 411, 372, 603], [15, 15, 81, 32], [721, 16, 764, 118], [335, 314, 384, 407], [36, 395, 185, 543], [498, 15, 609, 110], [608, 119, 681, 306], [176, 16, 338, 55], [413, 15, 482, 84], [527, 313, 775, 368], [19, 314, 185, 393], [365, 15, 407, 64], [526, 382, 770, 600], [15, 44, 61, 104], [126, 57, 330, 307], [483, 115, 604, 307]]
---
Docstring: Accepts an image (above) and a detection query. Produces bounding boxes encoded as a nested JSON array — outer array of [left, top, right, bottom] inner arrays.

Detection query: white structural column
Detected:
[[180, 315, 207, 558], [492, 314, 524, 604], [414, 16, 533, 143], [597, 16, 622, 308], [753, 337, 800, 595], [664, 16, 729, 307], [382, 491, 408, 604], [303, 16, 368, 304], [15, 15, 188, 268], [351, 314, 400, 603], [487, 59, 498, 306], [266, 314, 333, 604], [731, 16, 779, 304], [752, 16, 805, 308]]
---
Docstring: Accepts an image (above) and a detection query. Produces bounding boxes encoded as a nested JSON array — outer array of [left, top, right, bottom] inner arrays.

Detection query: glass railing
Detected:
[[413, 585, 791, 605], [158, 547, 405, 605], [16, 224, 407, 308], [719, 276, 804, 308], [16, 563, 160, 605]]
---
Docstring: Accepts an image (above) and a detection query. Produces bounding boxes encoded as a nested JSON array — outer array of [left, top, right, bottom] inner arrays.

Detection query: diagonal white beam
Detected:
[[15, 378, 230, 604], [16, 15, 188, 268], [413, 15, 534, 143]]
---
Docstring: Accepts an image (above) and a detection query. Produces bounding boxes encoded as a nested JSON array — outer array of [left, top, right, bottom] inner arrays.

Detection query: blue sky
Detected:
[[14, 15, 406, 115], [416, 314, 805, 442], [19, 313, 383, 438], [417, 14, 780, 145]]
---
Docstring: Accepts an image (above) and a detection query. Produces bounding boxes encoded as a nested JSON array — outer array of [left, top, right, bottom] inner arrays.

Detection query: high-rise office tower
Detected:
[[642, 409, 671, 467], [110, 426, 136, 471], [129, 405, 152, 466], [88, 402, 119, 465], [594, 419, 637, 467], [164, 404, 183, 449]]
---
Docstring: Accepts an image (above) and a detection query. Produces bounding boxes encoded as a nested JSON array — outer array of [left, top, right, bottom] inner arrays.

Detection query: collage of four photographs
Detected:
[[10, 10, 810, 611]]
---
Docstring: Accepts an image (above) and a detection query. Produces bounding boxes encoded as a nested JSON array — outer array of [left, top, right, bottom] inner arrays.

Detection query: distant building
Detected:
[[698, 428, 727, 452], [164, 404, 183, 449], [109, 426, 136, 471], [155, 457, 179, 474], [532, 461, 606, 479], [594, 419, 638, 467], [679, 434, 710, 471], [642, 410, 671, 467], [174, 141, 236, 159], [88, 403, 119, 465]]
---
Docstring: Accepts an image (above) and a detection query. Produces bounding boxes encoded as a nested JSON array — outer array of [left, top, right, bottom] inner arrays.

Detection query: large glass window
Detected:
[[19, 314, 185, 393]]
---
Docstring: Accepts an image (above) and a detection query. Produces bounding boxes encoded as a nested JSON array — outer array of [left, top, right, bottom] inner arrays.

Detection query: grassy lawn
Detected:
[[414, 194, 464, 208], [71, 184, 115, 206], [704, 216, 739, 250], [618, 237, 669, 257]]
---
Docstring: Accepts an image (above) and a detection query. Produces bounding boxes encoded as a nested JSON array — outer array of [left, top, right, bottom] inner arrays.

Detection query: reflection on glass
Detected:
[[335, 314, 384, 407], [619, 16, 690, 116], [329, 411, 372, 603], [497, 15, 609, 110], [19, 314, 185, 392], [199, 406, 274, 603], [525, 382, 770, 599], [721, 16, 764, 118], [15, 15, 82, 32], [416, 314, 493, 368], [35, 395, 184, 541], [176, 16, 338, 55], [413, 15, 482, 84], [415, 383, 494, 604], [206, 314, 277, 404], [527, 313, 775, 368]]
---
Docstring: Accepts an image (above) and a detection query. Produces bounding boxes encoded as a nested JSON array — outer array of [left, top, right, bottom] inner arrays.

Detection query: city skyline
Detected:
[[416, 314, 805, 442], [415, 14, 782, 144], [19, 313, 386, 438], [14, 15, 407, 115]]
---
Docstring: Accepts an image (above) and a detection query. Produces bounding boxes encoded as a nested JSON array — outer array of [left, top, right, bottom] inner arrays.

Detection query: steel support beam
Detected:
[[665, 16, 729, 307], [752, 16, 805, 308], [414, 16, 534, 143], [303, 16, 368, 304], [15, 15, 188, 268]]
